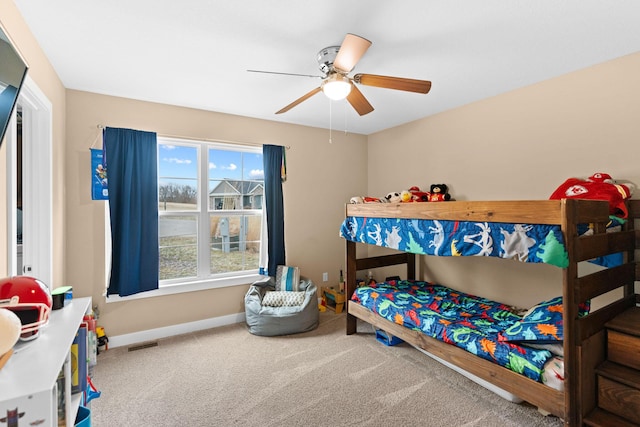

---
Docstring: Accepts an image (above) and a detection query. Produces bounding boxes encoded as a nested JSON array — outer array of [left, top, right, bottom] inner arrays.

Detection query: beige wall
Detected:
[[65, 90, 367, 336], [4, 0, 639, 337], [367, 51, 640, 309], [0, 0, 66, 285]]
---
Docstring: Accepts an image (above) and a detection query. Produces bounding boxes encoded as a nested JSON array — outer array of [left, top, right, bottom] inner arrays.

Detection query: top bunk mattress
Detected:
[[339, 209, 625, 268]]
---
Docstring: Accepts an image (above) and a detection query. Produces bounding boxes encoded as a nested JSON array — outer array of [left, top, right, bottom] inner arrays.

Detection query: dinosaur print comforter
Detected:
[[352, 280, 554, 383], [340, 216, 626, 268], [340, 216, 570, 267]]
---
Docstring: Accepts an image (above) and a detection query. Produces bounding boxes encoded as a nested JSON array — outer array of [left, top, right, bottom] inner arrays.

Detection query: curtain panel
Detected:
[[104, 127, 159, 296], [262, 144, 286, 276]]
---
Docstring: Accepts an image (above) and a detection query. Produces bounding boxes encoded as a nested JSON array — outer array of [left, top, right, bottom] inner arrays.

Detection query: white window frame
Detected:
[[107, 137, 263, 302]]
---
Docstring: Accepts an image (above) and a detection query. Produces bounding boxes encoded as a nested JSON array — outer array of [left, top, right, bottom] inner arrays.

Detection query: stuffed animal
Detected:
[[385, 192, 402, 203], [400, 190, 413, 202], [549, 172, 634, 218], [349, 196, 386, 204], [408, 186, 430, 202], [428, 184, 451, 202]]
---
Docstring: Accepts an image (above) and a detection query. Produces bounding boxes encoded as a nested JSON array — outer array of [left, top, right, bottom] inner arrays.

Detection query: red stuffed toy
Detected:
[[549, 172, 633, 218], [408, 186, 430, 202]]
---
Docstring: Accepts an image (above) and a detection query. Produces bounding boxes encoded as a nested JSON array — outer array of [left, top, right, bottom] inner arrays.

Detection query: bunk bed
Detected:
[[341, 199, 639, 426]]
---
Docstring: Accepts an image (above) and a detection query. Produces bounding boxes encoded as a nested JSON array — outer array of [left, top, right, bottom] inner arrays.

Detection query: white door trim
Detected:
[[6, 75, 53, 287]]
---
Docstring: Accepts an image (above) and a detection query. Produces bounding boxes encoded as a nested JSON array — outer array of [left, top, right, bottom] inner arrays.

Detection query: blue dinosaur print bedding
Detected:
[[352, 280, 554, 382], [340, 215, 625, 268], [340, 216, 569, 267]]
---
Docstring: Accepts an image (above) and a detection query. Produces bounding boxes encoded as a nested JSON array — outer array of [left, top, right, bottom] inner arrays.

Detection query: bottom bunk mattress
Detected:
[[351, 280, 562, 385]]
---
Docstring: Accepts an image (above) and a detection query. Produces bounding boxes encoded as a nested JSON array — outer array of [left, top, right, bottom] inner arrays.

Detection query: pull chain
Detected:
[[344, 100, 348, 135], [329, 100, 333, 144]]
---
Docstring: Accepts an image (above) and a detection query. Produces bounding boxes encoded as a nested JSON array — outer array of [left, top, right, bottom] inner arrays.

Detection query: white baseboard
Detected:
[[108, 312, 246, 349]]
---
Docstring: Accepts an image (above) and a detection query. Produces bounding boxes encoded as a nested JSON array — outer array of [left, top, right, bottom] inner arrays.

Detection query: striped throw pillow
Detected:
[[275, 265, 300, 292]]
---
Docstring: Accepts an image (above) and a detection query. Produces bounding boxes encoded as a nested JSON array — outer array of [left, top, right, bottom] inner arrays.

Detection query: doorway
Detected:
[[5, 75, 52, 286]]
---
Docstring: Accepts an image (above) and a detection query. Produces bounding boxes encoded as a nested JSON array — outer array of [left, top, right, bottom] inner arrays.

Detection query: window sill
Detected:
[[105, 273, 266, 303]]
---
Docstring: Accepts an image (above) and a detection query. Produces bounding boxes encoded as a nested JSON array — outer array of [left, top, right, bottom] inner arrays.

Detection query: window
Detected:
[[158, 138, 264, 287]]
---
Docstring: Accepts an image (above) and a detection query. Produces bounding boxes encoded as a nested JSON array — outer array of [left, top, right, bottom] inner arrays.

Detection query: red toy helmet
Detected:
[[0, 276, 52, 341]]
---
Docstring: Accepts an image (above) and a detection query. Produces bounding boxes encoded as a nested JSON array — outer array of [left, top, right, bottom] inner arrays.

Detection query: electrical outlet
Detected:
[[322, 272, 328, 282]]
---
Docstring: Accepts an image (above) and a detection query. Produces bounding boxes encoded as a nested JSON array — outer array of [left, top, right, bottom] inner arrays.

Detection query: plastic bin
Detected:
[[375, 329, 404, 346], [75, 406, 91, 427]]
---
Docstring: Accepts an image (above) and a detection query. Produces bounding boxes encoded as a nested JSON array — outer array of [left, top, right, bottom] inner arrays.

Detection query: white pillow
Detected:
[[262, 291, 305, 307], [541, 356, 565, 391]]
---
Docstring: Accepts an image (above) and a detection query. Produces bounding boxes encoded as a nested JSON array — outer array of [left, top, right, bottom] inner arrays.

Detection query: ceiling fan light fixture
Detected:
[[322, 74, 351, 100]]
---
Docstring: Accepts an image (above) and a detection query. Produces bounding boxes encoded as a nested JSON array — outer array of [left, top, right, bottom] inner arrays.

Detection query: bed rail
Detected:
[[346, 199, 610, 224], [349, 302, 566, 417]]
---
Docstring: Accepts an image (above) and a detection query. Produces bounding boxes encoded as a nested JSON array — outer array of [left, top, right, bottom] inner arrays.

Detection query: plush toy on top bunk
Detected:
[[396, 186, 437, 202], [349, 196, 384, 204], [350, 192, 404, 204], [549, 172, 635, 218], [427, 184, 452, 202], [385, 192, 402, 203], [406, 184, 453, 202], [408, 186, 430, 202], [350, 184, 454, 204]]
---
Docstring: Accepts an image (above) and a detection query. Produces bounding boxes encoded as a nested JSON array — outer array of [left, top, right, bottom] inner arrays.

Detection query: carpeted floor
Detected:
[[91, 312, 564, 426]]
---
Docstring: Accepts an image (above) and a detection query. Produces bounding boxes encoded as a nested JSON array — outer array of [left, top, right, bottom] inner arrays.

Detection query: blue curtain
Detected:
[[104, 127, 159, 296], [263, 144, 285, 276]]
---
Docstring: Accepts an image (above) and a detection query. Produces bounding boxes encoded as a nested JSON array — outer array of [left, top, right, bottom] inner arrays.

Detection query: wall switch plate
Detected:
[[322, 272, 328, 282]]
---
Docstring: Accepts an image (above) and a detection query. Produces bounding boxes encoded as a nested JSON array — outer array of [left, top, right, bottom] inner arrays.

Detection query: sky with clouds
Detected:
[[159, 144, 264, 187]]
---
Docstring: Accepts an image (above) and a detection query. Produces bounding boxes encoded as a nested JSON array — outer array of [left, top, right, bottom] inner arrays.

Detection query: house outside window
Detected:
[[157, 138, 264, 286]]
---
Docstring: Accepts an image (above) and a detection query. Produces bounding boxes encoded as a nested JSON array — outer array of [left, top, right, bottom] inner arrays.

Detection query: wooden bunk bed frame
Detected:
[[344, 199, 639, 426]]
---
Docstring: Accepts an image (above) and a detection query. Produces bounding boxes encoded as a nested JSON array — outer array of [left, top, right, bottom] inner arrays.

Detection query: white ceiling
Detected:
[[14, 0, 640, 135]]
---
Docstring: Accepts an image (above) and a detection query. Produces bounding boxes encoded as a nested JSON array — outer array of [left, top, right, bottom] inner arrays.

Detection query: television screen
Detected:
[[0, 26, 28, 147]]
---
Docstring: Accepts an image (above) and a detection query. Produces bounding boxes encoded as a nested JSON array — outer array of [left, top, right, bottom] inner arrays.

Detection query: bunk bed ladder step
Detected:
[[583, 408, 638, 427], [584, 307, 640, 426]]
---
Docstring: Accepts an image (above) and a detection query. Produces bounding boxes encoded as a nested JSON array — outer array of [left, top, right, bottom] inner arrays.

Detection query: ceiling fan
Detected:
[[248, 33, 432, 116]]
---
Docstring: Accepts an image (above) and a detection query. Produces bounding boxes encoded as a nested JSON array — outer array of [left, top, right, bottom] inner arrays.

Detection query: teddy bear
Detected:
[[427, 184, 451, 202], [408, 186, 430, 202]]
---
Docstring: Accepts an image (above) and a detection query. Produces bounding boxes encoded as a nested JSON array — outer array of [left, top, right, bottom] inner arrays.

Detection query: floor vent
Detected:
[[128, 341, 159, 352]]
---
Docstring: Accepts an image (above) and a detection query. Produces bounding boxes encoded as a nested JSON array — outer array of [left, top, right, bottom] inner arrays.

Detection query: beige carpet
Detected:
[[91, 312, 564, 426]]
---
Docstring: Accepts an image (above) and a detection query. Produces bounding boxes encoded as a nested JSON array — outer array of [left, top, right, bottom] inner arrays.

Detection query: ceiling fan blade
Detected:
[[346, 84, 374, 116], [275, 87, 322, 114], [333, 34, 372, 73], [354, 73, 432, 94], [247, 69, 321, 78]]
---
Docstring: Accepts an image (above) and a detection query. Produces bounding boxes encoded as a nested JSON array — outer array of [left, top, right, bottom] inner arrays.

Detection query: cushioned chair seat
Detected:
[[244, 276, 319, 336]]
